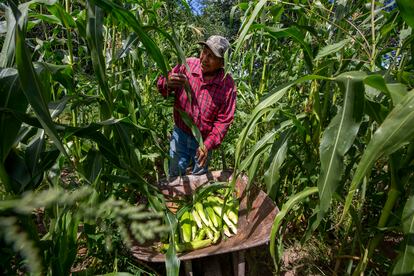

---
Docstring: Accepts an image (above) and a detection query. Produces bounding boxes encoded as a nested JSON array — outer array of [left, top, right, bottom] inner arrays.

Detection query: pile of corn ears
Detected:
[[162, 186, 239, 253]]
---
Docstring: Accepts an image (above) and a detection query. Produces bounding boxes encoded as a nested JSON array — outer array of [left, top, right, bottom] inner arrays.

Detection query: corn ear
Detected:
[[179, 210, 192, 243], [195, 228, 206, 241], [223, 224, 233, 238], [204, 226, 214, 240], [194, 202, 210, 227], [192, 209, 203, 228], [226, 202, 238, 225], [162, 238, 213, 253], [212, 230, 220, 244], [205, 204, 220, 228], [223, 213, 237, 234]]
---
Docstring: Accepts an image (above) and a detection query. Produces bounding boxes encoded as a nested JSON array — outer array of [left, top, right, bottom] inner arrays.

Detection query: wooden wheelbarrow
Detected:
[[130, 170, 279, 275]]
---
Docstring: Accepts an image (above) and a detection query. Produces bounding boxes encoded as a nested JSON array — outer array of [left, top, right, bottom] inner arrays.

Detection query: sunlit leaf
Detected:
[[270, 187, 318, 271], [314, 72, 365, 231], [393, 195, 414, 275], [341, 89, 414, 222], [11, 1, 67, 159], [315, 38, 351, 60], [396, 0, 414, 29]]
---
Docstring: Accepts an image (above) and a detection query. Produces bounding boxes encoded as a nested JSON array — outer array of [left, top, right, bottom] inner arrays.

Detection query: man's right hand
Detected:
[[167, 73, 188, 88]]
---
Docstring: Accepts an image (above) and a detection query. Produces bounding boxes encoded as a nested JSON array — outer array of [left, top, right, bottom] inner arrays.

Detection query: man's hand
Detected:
[[196, 145, 208, 167], [167, 73, 188, 88]]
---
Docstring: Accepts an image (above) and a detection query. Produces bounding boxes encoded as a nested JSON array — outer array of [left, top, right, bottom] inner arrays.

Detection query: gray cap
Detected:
[[198, 35, 230, 58]]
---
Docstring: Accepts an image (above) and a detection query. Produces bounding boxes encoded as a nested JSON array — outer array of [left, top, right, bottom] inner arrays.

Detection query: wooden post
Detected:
[[232, 250, 246, 276], [184, 260, 193, 276]]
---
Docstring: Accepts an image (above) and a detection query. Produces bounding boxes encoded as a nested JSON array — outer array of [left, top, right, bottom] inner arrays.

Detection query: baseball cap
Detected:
[[198, 35, 230, 58]]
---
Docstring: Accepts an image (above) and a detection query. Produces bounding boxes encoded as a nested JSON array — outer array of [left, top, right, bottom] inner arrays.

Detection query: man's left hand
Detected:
[[196, 145, 208, 167]]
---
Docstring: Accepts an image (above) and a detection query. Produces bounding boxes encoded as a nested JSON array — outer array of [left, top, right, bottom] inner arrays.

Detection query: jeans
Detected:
[[169, 126, 209, 177]]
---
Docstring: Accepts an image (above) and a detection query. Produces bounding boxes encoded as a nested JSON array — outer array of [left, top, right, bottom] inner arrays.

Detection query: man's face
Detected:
[[200, 46, 223, 75]]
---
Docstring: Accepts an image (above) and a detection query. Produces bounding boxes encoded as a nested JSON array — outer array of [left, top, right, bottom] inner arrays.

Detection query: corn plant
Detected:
[[231, 0, 414, 274], [0, 0, 201, 274]]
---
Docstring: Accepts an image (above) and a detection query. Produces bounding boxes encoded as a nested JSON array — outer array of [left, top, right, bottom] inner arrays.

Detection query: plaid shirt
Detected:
[[157, 57, 237, 151]]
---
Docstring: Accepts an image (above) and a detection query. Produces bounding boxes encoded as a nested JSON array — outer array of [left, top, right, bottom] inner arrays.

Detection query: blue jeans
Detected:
[[169, 126, 209, 177]]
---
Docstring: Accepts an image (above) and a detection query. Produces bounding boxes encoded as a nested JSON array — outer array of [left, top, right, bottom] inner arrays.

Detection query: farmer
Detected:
[[157, 35, 237, 177]]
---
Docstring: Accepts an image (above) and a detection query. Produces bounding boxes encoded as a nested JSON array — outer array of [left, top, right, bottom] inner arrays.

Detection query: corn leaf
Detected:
[[235, 75, 331, 171], [0, 68, 27, 163], [1, 0, 57, 67], [396, 0, 414, 29], [264, 130, 291, 200], [177, 109, 203, 147], [10, 1, 68, 159], [165, 212, 180, 276], [0, 5, 15, 68], [314, 72, 365, 231], [47, 3, 76, 28], [93, 0, 168, 75], [393, 195, 414, 275], [315, 38, 351, 60], [86, 1, 112, 116], [270, 187, 318, 270], [234, 0, 267, 55], [255, 24, 314, 70], [341, 89, 414, 222]]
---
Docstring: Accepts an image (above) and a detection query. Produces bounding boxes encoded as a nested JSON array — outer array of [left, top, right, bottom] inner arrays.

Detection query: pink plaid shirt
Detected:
[[157, 57, 237, 151]]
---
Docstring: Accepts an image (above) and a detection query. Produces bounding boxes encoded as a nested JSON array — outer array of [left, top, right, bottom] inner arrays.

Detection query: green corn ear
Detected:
[[195, 228, 206, 241], [194, 202, 210, 227], [212, 230, 220, 244], [179, 210, 192, 243], [162, 238, 213, 253], [226, 200, 239, 225], [205, 204, 220, 228], [223, 213, 237, 234], [192, 209, 203, 229], [223, 224, 233, 238], [190, 214, 197, 241], [204, 226, 214, 240]]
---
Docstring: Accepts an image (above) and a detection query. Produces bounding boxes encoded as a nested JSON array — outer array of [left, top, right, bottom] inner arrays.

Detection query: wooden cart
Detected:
[[130, 170, 279, 275]]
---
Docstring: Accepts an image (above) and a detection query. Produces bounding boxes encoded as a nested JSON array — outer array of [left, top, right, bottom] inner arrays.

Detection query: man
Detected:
[[157, 35, 237, 177]]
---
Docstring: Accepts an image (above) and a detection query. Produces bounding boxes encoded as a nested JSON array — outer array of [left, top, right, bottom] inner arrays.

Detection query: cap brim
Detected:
[[198, 41, 223, 58]]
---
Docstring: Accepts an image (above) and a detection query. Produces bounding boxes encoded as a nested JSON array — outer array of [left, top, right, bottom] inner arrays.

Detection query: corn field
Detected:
[[1, 0, 413, 275]]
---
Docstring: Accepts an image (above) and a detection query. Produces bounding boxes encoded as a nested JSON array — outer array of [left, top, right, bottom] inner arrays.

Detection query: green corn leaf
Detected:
[[247, 153, 262, 190], [0, 68, 27, 163], [393, 195, 414, 275], [269, 187, 318, 270], [47, 3, 76, 28], [314, 71, 365, 232], [234, 0, 267, 55], [254, 24, 314, 69], [86, 1, 112, 116], [235, 107, 273, 168], [315, 38, 351, 60], [239, 129, 277, 172], [264, 130, 291, 200], [364, 75, 407, 106], [341, 89, 414, 223], [1, 0, 57, 68], [0, 5, 16, 68], [235, 75, 330, 172], [82, 149, 103, 184], [10, 1, 68, 159], [93, 0, 168, 75], [165, 211, 180, 276], [396, 0, 414, 29], [177, 109, 204, 147]]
